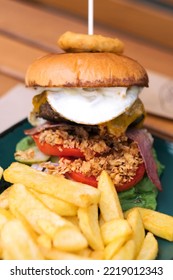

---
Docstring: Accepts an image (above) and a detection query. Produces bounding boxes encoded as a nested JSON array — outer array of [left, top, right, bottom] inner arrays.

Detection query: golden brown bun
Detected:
[[25, 53, 148, 88]]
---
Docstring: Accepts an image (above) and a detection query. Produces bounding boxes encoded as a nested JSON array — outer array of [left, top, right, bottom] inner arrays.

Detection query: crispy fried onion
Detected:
[[38, 140, 143, 188], [58, 31, 124, 54]]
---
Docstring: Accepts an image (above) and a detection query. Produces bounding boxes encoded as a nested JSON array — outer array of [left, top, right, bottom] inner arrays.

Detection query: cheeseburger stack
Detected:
[[15, 32, 163, 210]]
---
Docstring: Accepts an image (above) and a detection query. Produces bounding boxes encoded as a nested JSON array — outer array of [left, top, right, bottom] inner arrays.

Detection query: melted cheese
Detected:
[[103, 99, 145, 137], [32, 91, 47, 113]]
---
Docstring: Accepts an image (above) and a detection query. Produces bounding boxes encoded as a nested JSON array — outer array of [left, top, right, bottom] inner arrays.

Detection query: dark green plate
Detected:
[[0, 119, 173, 260]]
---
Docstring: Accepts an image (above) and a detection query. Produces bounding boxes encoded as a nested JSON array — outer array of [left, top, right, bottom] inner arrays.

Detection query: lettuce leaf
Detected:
[[118, 149, 165, 211]]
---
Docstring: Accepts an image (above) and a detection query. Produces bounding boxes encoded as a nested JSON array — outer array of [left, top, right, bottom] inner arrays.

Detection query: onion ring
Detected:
[[58, 31, 124, 54]]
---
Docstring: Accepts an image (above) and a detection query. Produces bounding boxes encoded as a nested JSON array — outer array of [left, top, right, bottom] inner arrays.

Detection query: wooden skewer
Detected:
[[88, 0, 94, 35]]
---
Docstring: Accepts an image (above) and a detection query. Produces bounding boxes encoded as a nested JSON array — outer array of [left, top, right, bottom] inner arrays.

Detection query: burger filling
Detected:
[[31, 124, 144, 191], [30, 86, 142, 125], [15, 86, 164, 210], [23, 90, 146, 189]]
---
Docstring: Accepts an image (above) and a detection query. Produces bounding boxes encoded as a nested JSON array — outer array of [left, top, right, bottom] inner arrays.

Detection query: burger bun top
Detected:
[[25, 52, 148, 88]]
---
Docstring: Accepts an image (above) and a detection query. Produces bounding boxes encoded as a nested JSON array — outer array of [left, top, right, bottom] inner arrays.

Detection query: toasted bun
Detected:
[[25, 52, 148, 88]]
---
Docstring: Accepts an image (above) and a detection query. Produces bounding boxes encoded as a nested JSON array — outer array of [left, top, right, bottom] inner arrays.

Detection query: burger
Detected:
[[15, 41, 164, 211]]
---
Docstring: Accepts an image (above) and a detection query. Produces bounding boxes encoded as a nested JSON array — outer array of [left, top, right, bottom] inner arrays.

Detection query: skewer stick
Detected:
[[88, 0, 94, 35]]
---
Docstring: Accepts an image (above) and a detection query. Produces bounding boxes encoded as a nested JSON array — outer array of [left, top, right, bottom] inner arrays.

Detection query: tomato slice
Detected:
[[68, 172, 98, 188], [115, 163, 146, 192], [32, 134, 84, 158], [68, 163, 145, 192]]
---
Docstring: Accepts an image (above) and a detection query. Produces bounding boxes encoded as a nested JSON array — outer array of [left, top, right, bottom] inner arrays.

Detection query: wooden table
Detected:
[[0, 0, 173, 139]]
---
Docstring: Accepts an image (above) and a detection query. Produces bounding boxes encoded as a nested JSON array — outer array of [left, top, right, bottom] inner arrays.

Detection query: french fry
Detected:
[[98, 170, 123, 221], [78, 204, 104, 250], [90, 250, 104, 260], [0, 208, 13, 228], [112, 239, 135, 260], [53, 225, 88, 252], [4, 162, 100, 207], [136, 232, 158, 260], [125, 208, 145, 257], [8, 183, 74, 237], [65, 216, 80, 230], [104, 236, 128, 260], [99, 214, 105, 227], [9, 184, 86, 254], [137, 207, 173, 241], [77, 248, 104, 260], [1, 219, 44, 260], [37, 219, 58, 238], [37, 234, 52, 249], [7, 205, 38, 241], [0, 166, 3, 179], [0, 187, 11, 209], [77, 248, 92, 258], [29, 188, 78, 216], [101, 218, 132, 245], [0, 208, 14, 259], [41, 247, 91, 260]]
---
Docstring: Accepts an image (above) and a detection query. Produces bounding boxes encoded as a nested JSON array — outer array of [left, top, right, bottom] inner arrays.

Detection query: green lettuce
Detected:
[[118, 150, 165, 211]]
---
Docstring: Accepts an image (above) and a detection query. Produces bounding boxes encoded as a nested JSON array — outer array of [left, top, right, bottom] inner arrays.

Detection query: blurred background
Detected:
[[30, 0, 173, 51]]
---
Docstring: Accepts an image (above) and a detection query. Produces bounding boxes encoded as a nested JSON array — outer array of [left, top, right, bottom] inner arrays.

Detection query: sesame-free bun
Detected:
[[25, 52, 148, 88]]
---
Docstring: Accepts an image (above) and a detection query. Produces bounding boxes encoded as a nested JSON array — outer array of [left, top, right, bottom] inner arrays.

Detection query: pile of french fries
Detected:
[[0, 162, 173, 260]]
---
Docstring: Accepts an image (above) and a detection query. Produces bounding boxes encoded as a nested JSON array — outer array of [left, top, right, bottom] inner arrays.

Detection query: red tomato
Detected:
[[115, 163, 146, 192], [33, 134, 145, 192], [68, 163, 145, 192], [32, 134, 84, 158], [67, 172, 98, 188]]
